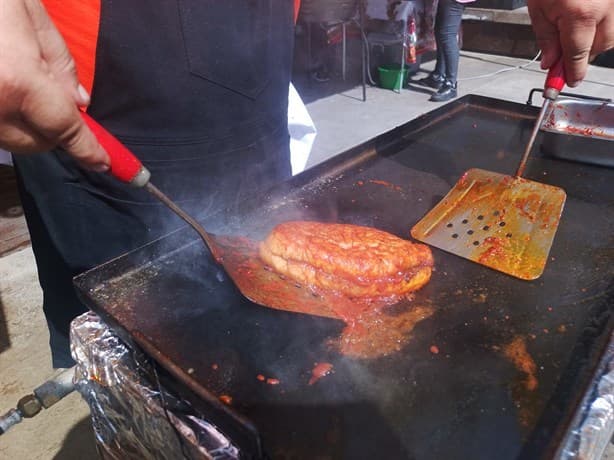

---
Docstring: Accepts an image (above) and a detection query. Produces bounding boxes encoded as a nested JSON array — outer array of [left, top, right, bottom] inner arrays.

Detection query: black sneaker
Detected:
[[429, 80, 457, 102], [415, 73, 444, 89], [312, 68, 330, 83]]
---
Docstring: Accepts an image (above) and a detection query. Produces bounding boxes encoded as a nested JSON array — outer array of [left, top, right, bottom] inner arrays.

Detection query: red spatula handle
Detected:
[[544, 58, 566, 100], [81, 112, 151, 187]]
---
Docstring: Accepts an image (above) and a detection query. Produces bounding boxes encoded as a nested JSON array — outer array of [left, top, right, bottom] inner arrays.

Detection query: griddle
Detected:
[[74, 95, 614, 460]]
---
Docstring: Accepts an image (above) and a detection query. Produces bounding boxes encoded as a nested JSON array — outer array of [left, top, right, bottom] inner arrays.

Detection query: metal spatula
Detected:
[[81, 113, 352, 319], [411, 61, 567, 280]]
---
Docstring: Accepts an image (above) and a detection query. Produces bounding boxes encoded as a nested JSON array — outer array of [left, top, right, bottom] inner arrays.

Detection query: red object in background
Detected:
[[406, 17, 417, 64]]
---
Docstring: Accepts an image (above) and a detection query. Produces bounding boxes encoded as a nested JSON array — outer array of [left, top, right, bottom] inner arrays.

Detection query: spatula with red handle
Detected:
[[515, 58, 566, 177], [411, 59, 567, 280], [80, 112, 344, 319], [81, 112, 223, 260]]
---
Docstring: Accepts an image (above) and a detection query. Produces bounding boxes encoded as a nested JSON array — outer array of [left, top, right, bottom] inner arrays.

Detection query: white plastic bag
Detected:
[[288, 84, 317, 175]]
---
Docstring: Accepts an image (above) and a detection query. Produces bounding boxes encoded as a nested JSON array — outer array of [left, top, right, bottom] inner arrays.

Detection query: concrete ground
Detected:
[[1, 51, 613, 459]]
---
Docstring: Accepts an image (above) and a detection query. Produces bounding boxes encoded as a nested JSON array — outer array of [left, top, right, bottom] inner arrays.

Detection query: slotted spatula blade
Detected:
[[413, 60, 568, 280], [411, 168, 566, 280]]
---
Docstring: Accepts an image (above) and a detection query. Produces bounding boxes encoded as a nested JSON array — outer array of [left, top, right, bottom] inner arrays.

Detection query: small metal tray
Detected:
[[539, 97, 614, 167]]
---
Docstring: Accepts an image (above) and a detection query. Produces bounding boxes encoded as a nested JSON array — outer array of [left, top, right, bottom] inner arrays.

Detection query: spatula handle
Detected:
[[515, 58, 567, 177], [544, 58, 566, 100], [81, 112, 151, 187]]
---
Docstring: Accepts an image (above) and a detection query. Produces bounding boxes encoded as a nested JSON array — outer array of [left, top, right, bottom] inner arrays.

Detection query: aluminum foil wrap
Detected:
[[559, 341, 614, 460], [70, 311, 239, 460]]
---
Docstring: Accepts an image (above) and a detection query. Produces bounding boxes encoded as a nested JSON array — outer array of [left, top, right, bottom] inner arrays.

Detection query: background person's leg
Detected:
[[417, 1, 446, 89], [433, 1, 448, 79], [430, 0, 465, 101]]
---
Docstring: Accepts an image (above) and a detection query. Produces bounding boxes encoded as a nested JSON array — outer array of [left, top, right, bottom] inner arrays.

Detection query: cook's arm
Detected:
[[527, 0, 614, 87], [0, 0, 108, 171]]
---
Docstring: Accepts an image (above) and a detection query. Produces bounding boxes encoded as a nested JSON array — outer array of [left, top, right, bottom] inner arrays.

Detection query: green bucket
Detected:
[[378, 64, 409, 91]]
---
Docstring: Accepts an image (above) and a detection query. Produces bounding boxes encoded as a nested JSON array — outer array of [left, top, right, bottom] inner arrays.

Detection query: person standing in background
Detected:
[[417, 0, 475, 102]]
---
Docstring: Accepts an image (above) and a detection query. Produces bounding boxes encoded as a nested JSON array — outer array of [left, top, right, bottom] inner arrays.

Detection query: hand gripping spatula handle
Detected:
[[80, 112, 222, 260], [516, 58, 566, 177]]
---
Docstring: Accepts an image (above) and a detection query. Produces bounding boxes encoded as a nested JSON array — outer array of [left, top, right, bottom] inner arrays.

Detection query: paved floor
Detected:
[[1, 51, 613, 459], [300, 50, 614, 169]]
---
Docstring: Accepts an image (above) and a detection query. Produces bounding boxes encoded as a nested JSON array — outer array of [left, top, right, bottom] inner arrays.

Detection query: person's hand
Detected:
[[527, 0, 614, 87], [0, 0, 109, 171]]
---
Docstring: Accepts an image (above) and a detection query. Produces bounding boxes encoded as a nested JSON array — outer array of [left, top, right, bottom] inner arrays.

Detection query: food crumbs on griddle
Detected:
[[187, 368, 194, 375], [474, 293, 487, 303], [219, 395, 232, 405], [266, 378, 280, 385], [309, 362, 334, 385], [256, 374, 265, 382], [557, 324, 567, 333], [211, 363, 219, 370], [429, 345, 440, 354]]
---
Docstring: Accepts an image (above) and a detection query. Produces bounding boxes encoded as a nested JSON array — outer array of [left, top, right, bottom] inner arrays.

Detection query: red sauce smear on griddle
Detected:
[[368, 179, 403, 191], [334, 304, 434, 359], [309, 362, 334, 385], [504, 337, 538, 391], [502, 336, 540, 428], [219, 395, 232, 405], [266, 378, 280, 385], [216, 235, 434, 359]]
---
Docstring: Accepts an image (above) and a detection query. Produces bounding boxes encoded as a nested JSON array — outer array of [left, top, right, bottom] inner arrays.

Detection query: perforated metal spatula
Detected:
[[411, 60, 567, 280]]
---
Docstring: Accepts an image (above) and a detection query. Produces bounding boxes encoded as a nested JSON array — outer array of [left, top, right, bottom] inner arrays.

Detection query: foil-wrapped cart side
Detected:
[[70, 311, 240, 460]]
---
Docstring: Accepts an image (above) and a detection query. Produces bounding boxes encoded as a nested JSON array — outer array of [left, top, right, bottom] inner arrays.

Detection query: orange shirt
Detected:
[[42, 0, 101, 96]]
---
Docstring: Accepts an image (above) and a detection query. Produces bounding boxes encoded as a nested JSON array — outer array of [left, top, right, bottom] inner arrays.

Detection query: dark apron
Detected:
[[14, 0, 294, 367]]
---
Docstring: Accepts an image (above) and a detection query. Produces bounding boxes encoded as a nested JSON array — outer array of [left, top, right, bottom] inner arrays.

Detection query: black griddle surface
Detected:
[[75, 95, 614, 460]]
